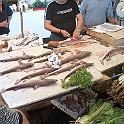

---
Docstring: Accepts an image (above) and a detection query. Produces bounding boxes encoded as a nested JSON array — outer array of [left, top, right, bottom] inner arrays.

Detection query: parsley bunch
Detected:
[[61, 67, 93, 89]]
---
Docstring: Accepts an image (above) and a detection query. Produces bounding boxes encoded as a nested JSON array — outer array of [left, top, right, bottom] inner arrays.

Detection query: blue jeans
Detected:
[[50, 34, 67, 41]]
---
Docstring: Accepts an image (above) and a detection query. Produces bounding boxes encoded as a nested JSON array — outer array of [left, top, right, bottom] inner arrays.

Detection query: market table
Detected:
[[0, 35, 123, 111]]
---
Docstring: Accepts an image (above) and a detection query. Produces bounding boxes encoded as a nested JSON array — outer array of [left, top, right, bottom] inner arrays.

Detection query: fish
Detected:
[[60, 50, 91, 65], [47, 62, 81, 77], [33, 57, 48, 63], [1, 78, 58, 94], [61, 61, 94, 83], [0, 60, 34, 75], [15, 67, 58, 84], [28, 48, 65, 61], [0, 51, 36, 62], [100, 46, 124, 65], [22, 36, 39, 46]]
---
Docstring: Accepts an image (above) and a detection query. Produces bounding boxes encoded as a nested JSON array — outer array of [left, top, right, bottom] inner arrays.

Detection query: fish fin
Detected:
[[44, 73, 48, 77], [100, 60, 104, 65], [23, 51, 26, 55], [45, 63, 51, 68], [74, 49, 81, 54], [60, 79, 65, 84], [33, 85, 40, 90], [15, 79, 21, 85], [0, 89, 6, 94], [18, 59, 23, 65], [39, 75, 44, 80], [79, 60, 86, 64]]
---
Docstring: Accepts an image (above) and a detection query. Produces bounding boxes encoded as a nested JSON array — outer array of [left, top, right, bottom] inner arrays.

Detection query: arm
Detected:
[[73, 13, 83, 38], [44, 20, 70, 37], [8, 15, 12, 24], [107, 0, 119, 25], [107, 16, 119, 25]]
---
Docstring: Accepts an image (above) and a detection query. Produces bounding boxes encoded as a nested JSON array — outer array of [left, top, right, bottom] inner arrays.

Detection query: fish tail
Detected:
[[100, 60, 104, 65], [15, 79, 21, 85], [60, 79, 65, 84], [0, 88, 6, 94]]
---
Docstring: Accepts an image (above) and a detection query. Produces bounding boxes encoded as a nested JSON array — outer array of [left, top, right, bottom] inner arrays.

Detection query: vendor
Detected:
[[80, 0, 119, 33], [44, 0, 83, 41], [0, 0, 13, 35]]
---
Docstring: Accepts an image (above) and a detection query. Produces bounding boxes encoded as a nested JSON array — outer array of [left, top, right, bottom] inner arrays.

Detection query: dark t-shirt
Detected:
[[45, 0, 80, 37], [0, 1, 13, 35]]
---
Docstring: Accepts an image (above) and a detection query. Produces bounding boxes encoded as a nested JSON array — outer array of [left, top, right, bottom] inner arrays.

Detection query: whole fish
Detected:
[[61, 62, 94, 83], [22, 35, 39, 46], [15, 67, 58, 84], [47, 62, 81, 77], [101, 46, 124, 65], [28, 48, 65, 61], [0, 60, 34, 75], [33, 57, 48, 63], [1, 78, 58, 94], [0, 51, 36, 62], [60, 50, 91, 65]]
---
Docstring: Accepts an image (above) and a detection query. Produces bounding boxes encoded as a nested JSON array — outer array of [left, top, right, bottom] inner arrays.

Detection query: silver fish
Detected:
[[29, 48, 65, 61], [60, 50, 91, 65], [0, 51, 36, 62], [61, 62, 94, 83], [47, 62, 81, 77], [101, 46, 124, 65], [1, 78, 58, 93], [0, 60, 34, 75], [15, 67, 58, 84]]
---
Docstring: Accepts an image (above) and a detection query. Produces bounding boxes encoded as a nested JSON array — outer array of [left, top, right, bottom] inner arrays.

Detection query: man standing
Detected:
[[0, 0, 13, 35], [80, 0, 119, 32], [44, 0, 83, 41]]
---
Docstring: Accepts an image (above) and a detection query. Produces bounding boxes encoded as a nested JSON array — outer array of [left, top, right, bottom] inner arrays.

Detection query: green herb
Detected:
[[61, 67, 93, 89], [76, 99, 124, 124], [122, 65, 124, 73]]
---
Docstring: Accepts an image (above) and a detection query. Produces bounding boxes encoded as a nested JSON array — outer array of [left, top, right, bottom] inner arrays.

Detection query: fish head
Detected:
[[54, 79, 58, 82]]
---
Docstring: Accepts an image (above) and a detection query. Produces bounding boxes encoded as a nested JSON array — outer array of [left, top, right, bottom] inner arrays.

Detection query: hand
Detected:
[[82, 26, 88, 32], [113, 20, 120, 25], [61, 30, 70, 37], [0, 21, 9, 28], [73, 29, 80, 39]]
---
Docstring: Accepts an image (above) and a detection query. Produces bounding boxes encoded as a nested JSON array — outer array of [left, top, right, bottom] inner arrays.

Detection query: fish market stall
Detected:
[[0, 45, 103, 109], [0, 24, 124, 118]]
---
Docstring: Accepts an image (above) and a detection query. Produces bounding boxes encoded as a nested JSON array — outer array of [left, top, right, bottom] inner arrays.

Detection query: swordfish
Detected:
[[0, 51, 36, 62], [0, 60, 34, 75], [1, 78, 58, 94]]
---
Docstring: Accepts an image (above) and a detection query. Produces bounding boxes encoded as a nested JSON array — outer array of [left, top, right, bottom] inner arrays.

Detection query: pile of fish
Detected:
[[0, 29, 42, 51], [0, 48, 93, 93], [59, 89, 97, 113]]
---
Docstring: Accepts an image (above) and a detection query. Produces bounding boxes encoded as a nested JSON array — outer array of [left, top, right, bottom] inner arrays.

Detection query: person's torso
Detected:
[[46, 0, 79, 36], [82, 0, 112, 28], [0, 2, 10, 35]]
